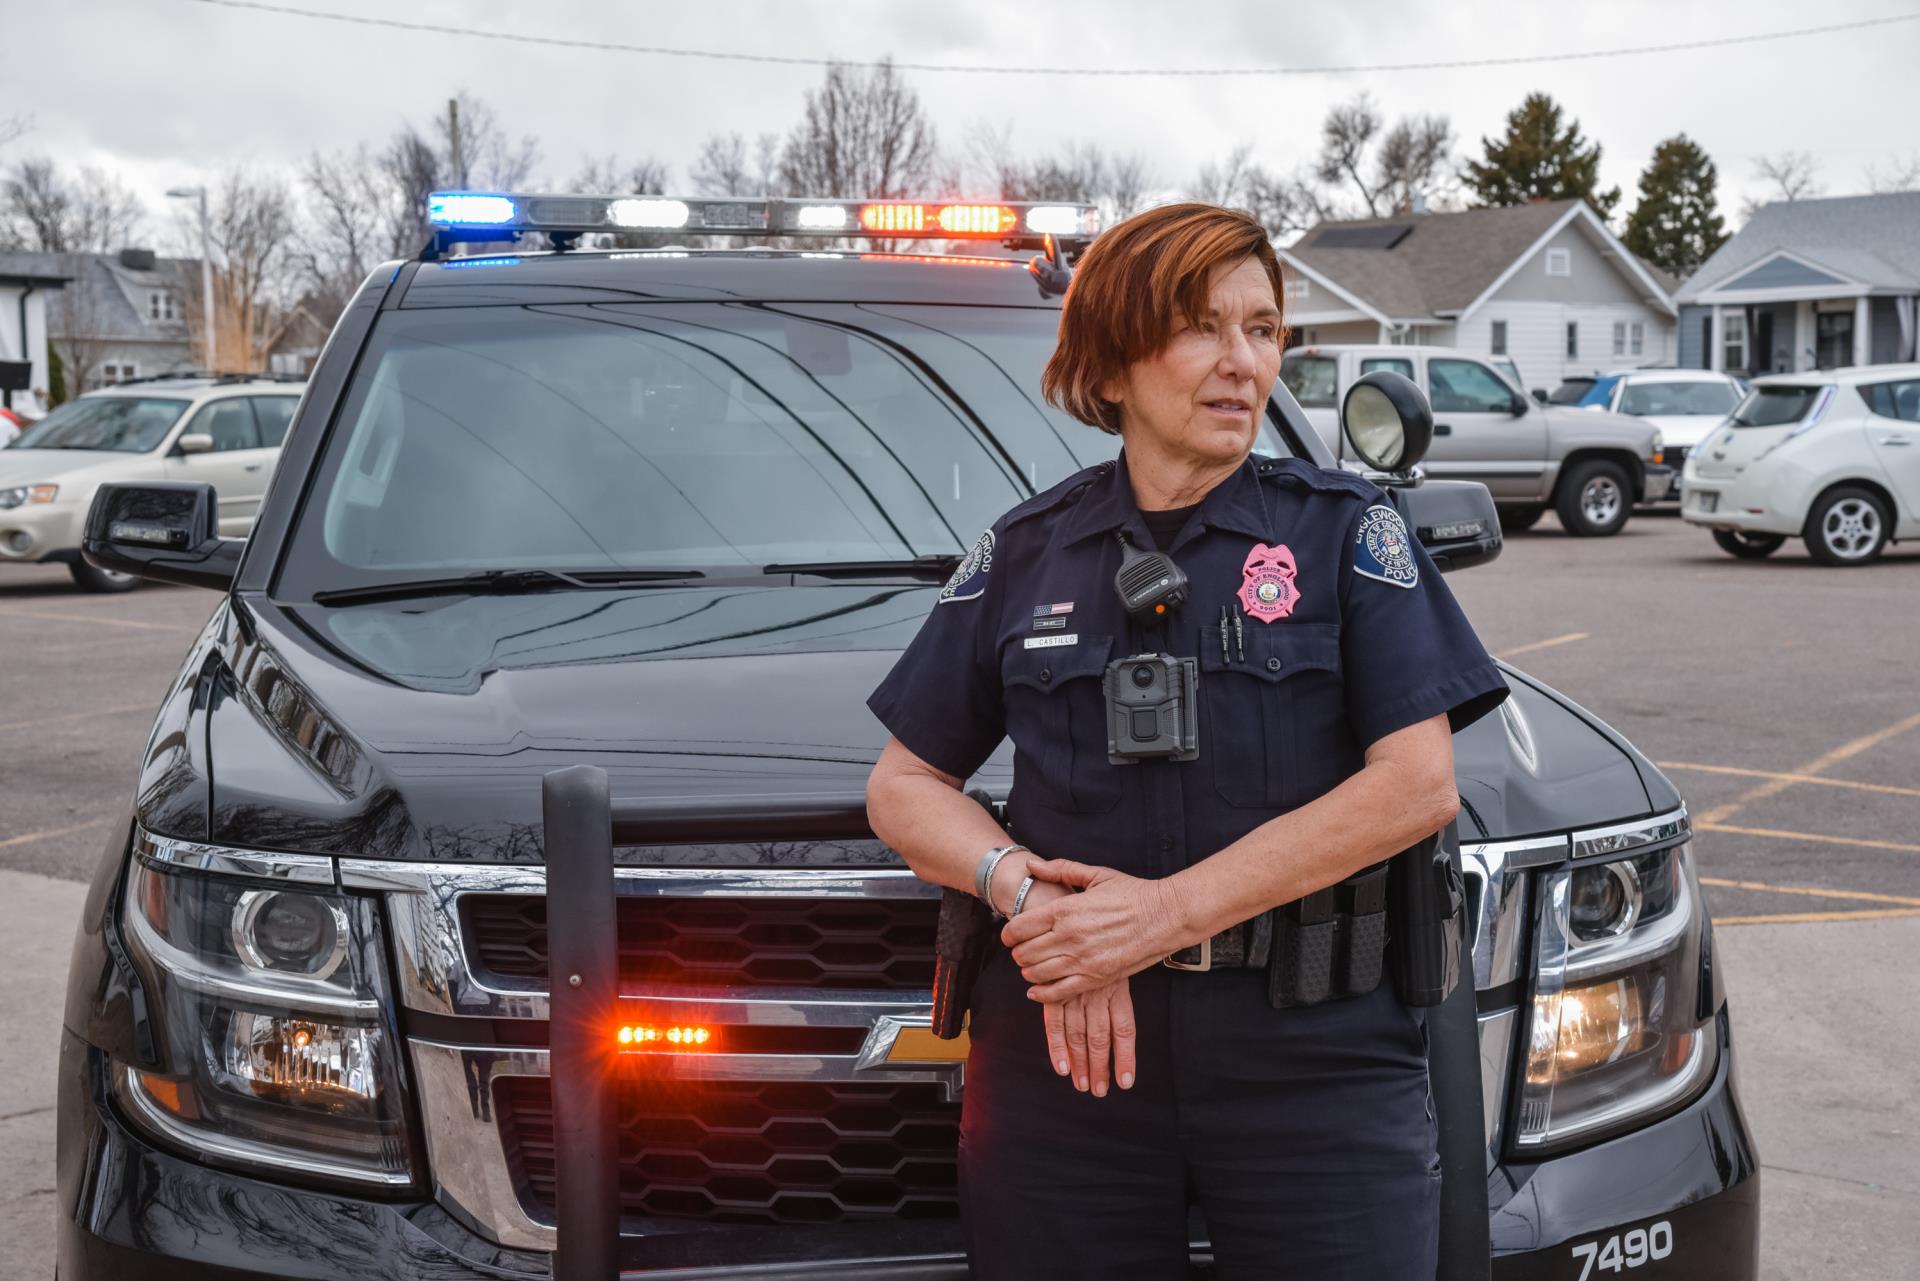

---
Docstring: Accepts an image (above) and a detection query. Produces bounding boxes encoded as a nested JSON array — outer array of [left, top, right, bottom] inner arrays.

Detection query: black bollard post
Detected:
[[544, 765, 619, 1281]]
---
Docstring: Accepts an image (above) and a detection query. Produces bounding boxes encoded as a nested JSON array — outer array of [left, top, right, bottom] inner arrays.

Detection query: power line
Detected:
[[183, 0, 1920, 78]]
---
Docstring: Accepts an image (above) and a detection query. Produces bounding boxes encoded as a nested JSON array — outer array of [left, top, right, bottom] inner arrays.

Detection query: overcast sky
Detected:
[[6, 0, 1918, 249]]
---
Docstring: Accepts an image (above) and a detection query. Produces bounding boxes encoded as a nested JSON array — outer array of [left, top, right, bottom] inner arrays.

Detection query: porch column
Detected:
[[1708, 306, 1724, 372], [1854, 295, 1870, 367], [1796, 302, 1815, 371]]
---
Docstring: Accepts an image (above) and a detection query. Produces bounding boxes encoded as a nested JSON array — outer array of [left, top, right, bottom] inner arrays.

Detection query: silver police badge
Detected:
[[1354, 504, 1417, 589], [938, 528, 995, 604]]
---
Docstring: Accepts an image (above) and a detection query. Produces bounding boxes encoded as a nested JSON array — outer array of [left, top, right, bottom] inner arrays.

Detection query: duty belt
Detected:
[[1161, 863, 1390, 1009]]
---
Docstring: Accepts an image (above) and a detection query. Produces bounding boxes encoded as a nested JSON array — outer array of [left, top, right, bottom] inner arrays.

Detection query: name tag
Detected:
[[1023, 633, 1079, 650]]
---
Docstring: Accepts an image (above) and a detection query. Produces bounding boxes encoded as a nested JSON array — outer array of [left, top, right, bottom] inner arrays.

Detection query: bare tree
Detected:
[[1191, 146, 1324, 241], [0, 157, 143, 252], [1316, 96, 1387, 215], [299, 144, 408, 319], [175, 169, 301, 373], [1742, 151, 1822, 219], [690, 132, 780, 196], [436, 92, 540, 191], [0, 116, 27, 150], [1864, 152, 1920, 194], [1375, 116, 1456, 213], [50, 254, 112, 396], [778, 59, 939, 199]]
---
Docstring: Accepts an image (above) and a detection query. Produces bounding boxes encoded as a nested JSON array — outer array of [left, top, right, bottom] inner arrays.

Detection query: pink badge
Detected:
[[1237, 543, 1300, 622]]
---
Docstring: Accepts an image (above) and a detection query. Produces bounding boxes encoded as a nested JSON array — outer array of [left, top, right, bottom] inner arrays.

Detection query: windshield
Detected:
[[278, 301, 1292, 597], [1730, 385, 1826, 428], [1548, 379, 1594, 405], [1279, 355, 1337, 408], [1619, 381, 1740, 417], [12, 396, 189, 452]]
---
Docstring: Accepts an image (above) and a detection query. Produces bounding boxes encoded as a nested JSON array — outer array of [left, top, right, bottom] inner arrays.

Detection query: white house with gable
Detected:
[[1278, 199, 1679, 394]]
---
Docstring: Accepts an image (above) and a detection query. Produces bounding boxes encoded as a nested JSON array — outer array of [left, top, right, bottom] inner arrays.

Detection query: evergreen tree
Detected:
[[1464, 93, 1620, 216], [1622, 135, 1728, 277]]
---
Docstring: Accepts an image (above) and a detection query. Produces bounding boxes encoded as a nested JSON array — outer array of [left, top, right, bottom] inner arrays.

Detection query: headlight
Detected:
[[114, 850, 415, 1187], [1649, 430, 1665, 465], [1513, 839, 1717, 1153], [0, 483, 57, 509]]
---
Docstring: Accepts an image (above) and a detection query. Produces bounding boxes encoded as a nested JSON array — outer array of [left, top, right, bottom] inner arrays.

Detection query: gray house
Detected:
[[1278, 199, 1678, 390], [1674, 192, 1920, 375], [2, 248, 201, 397]]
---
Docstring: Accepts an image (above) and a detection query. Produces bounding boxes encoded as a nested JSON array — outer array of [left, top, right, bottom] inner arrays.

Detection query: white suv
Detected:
[[1681, 365, 1920, 565], [0, 375, 302, 591], [1576, 369, 1745, 497]]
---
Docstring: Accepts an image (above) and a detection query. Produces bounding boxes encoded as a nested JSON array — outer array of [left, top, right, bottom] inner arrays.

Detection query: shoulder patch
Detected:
[[1353, 504, 1418, 589], [938, 528, 995, 604]]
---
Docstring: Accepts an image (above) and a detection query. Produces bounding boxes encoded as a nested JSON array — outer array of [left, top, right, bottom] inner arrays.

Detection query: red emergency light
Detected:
[[859, 203, 1021, 237]]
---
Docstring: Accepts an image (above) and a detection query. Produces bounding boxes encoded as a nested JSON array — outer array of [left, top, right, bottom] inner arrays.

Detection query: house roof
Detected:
[[1281, 199, 1676, 324], [1282, 200, 1576, 321], [1678, 192, 1920, 300], [0, 252, 73, 286], [1, 250, 198, 344]]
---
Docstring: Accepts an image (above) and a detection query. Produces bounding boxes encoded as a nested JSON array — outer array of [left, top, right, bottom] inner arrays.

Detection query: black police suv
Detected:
[[57, 194, 1758, 1280]]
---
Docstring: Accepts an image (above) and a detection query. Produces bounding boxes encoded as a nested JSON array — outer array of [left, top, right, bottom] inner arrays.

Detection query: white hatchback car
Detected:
[[1681, 365, 1920, 565], [0, 376, 301, 590]]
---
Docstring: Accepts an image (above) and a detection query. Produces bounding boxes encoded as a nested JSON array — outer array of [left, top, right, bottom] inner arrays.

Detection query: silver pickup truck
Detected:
[[1281, 344, 1674, 536]]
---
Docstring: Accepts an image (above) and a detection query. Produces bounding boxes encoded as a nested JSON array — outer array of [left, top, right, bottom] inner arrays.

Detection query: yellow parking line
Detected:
[[1660, 761, 1920, 800], [1697, 821, 1920, 855], [0, 703, 152, 735], [0, 818, 107, 850], [1494, 632, 1588, 660], [1698, 709, 1920, 824], [1699, 876, 1920, 908], [1718, 908, 1920, 926], [0, 607, 194, 634]]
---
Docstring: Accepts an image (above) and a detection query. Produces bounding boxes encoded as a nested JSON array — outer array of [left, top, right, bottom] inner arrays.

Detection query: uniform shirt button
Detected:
[[1039, 667, 1051, 682], [1266, 657, 1282, 672], [1157, 835, 1173, 852]]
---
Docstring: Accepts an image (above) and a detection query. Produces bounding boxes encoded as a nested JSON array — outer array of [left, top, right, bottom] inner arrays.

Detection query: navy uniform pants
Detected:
[[959, 942, 1440, 1280]]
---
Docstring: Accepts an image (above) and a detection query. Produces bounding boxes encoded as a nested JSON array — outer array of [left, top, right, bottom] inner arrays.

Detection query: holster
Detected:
[[1387, 829, 1467, 1008], [928, 789, 1004, 1039]]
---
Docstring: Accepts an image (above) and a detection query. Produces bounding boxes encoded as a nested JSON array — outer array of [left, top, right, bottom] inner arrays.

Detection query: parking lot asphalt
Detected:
[[2, 506, 1916, 1278]]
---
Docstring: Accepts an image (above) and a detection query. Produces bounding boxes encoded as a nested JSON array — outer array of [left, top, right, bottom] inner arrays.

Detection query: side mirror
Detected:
[[1340, 370, 1435, 473], [1531, 388, 1549, 404], [1396, 479, 1502, 573], [176, 433, 214, 455], [1509, 393, 1531, 416], [81, 481, 243, 590]]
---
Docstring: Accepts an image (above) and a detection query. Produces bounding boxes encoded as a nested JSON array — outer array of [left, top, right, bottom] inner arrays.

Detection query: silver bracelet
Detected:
[[974, 845, 1026, 914], [1011, 874, 1037, 917]]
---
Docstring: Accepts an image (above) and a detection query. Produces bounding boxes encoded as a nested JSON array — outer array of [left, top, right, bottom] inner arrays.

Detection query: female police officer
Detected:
[[865, 202, 1508, 1279]]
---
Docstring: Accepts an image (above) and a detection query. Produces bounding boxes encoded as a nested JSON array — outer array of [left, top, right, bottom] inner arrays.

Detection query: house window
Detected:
[[1631, 322, 1645, 356], [1546, 248, 1571, 277], [97, 362, 140, 385], [1283, 277, 1311, 302], [1723, 312, 1748, 371], [147, 291, 180, 322], [1491, 320, 1508, 356], [1566, 322, 1579, 358], [1613, 322, 1626, 356]]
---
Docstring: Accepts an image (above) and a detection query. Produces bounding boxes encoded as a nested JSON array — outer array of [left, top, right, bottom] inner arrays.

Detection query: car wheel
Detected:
[[69, 560, 141, 593], [1803, 487, 1890, 566], [1498, 505, 1545, 533], [1555, 460, 1632, 537], [1711, 530, 1785, 559]]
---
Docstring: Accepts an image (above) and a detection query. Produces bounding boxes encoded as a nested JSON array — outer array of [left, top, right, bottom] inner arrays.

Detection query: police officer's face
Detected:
[[1105, 257, 1284, 467]]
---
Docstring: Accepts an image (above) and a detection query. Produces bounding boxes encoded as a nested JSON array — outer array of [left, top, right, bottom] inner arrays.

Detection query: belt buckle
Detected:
[[1163, 937, 1213, 972]]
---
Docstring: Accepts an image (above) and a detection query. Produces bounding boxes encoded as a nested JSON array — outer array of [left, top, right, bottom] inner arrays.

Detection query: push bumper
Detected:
[[61, 1008, 1757, 1280]]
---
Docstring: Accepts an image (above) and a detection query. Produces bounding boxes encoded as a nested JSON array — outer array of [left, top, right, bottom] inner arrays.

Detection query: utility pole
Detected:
[[166, 185, 216, 373], [448, 97, 465, 188]]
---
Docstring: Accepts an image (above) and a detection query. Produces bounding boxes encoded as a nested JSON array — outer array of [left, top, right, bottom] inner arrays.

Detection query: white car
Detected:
[[1578, 369, 1745, 498], [1681, 365, 1920, 566], [0, 376, 301, 591]]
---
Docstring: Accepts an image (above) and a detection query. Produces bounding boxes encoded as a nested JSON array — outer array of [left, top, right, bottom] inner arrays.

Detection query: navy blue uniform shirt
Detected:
[[868, 451, 1509, 884]]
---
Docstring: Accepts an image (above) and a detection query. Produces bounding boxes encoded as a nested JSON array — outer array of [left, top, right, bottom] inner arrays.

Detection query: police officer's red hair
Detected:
[[1042, 202, 1287, 436]]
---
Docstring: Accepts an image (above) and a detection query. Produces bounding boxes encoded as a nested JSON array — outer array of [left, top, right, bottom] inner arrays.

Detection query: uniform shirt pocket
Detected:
[[1000, 634, 1120, 814], [1198, 622, 1342, 809]]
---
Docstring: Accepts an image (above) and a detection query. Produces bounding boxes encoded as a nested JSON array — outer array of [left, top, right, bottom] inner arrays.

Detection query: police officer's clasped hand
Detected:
[[1002, 859, 1188, 1002]]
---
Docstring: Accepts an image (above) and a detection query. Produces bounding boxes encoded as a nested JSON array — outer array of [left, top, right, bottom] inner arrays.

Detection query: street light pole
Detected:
[[166, 186, 216, 373]]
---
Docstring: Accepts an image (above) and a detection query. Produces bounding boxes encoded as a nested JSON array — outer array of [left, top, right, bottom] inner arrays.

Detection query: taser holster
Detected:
[[928, 789, 1004, 1039], [1386, 830, 1467, 1008]]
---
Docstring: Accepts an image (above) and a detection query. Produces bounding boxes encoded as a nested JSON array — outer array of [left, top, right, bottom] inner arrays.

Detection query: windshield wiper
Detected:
[[311, 566, 704, 606], [764, 554, 961, 580]]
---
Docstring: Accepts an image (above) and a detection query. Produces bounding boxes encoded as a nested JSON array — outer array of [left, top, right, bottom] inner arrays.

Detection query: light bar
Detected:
[[424, 191, 1098, 244]]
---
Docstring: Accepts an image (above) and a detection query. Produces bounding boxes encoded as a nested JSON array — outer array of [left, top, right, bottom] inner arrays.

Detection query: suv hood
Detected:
[[1546, 405, 1660, 449], [162, 588, 1669, 863]]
